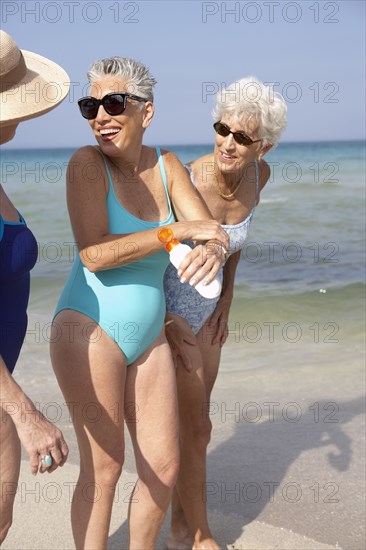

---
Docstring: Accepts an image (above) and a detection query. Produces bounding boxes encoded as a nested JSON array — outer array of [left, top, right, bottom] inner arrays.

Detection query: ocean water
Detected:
[[1, 140, 365, 370]]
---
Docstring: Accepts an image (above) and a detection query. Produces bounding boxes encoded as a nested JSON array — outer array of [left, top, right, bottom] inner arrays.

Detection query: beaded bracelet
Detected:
[[205, 240, 229, 261]]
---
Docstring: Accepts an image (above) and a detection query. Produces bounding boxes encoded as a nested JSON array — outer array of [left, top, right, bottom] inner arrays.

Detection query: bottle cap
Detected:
[[166, 238, 180, 252]]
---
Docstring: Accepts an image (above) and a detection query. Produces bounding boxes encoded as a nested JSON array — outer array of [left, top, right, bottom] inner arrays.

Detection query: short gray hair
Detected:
[[213, 76, 287, 147], [87, 57, 157, 102]]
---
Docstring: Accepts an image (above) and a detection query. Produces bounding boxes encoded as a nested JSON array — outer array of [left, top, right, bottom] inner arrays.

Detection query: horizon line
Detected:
[[2, 138, 365, 151]]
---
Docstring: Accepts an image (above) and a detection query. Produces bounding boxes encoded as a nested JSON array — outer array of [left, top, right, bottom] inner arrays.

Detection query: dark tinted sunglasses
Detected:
[[213, 121, 261, 146], [78, 92, 147, 119]]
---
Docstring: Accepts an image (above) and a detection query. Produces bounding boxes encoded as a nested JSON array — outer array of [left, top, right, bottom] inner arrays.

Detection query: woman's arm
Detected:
[[208, 252, 241, 347], [0, 356, 68, 474], [163, 151, 229, 285], [67, 147, 228, 274]]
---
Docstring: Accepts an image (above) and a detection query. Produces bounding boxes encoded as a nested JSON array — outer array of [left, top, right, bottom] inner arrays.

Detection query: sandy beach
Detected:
[[2, 325, 365, 550], [3, 460, 341, 550]]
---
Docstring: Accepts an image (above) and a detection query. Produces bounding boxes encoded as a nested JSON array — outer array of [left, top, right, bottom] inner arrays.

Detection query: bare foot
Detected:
[[193, 538, 222, 550]]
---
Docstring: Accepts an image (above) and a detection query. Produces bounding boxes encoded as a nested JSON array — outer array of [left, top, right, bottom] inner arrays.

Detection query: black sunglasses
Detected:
[[213, 121, 261, 146], [78, 92, 147, 119]]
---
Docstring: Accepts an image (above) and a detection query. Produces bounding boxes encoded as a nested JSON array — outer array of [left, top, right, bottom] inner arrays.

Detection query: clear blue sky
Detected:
[[2, 0, 365, 148]]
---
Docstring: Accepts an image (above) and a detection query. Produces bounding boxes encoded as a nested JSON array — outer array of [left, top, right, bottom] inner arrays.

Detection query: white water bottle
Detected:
[[158, 228, 222, 299]]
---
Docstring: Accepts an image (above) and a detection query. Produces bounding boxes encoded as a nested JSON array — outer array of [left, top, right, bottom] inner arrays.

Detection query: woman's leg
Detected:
[[168, 320, 222, 550], [50, 311, 127, 550], [125, 331, 180, 550], [0, 412, 21, 543]]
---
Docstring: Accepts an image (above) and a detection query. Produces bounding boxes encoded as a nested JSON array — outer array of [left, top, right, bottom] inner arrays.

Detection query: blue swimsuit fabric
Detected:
[[0, 213, 38, 373]]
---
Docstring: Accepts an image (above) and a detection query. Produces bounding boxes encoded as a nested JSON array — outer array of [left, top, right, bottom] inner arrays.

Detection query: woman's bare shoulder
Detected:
[[158, 148, 181, 164], [157, 149, 186, 180], [68, 144, 103, 164], [66, 145, 108, 194]]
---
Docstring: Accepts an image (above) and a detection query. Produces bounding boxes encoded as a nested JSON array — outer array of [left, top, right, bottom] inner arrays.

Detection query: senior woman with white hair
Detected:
[[164, 77, 287, 550]]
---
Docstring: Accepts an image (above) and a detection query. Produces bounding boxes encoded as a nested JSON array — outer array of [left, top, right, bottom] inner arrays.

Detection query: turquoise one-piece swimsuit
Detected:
[[54, 147, 175, 365]]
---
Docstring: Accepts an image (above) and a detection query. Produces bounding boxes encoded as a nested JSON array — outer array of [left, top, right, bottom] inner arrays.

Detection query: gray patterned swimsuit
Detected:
[[163, 162, 258, 334]]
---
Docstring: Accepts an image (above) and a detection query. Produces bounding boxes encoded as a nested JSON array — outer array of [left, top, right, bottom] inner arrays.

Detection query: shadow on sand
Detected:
[[108, 395, 365, 549]]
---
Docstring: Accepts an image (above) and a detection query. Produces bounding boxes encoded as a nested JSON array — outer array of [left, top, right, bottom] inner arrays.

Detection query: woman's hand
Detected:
[[176, 242, 226, 287], [165, 314, 197, 373], [14, 403, 69, 475], [0, 357, 69, 475], [207, 296, 232, 347]]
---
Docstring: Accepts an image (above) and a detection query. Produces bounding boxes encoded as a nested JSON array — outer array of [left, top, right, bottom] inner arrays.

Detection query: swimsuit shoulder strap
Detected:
[[155, 146, 168, 190]]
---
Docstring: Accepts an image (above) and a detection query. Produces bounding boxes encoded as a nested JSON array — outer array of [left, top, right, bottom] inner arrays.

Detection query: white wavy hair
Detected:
[[87, 57, 157, 104], [213, 76, 287, 147]]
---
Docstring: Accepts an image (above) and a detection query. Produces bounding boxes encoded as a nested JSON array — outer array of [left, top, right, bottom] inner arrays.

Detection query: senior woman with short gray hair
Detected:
[[164, 76, 287, 550], [50, 55, 229, 550]]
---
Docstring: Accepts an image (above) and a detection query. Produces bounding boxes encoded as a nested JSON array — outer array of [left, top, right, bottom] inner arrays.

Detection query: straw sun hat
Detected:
[[0, 30, 70, 127]]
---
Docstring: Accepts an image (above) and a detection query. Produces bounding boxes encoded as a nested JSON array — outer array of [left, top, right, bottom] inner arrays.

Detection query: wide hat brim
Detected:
[[0, 49, 70, 126]]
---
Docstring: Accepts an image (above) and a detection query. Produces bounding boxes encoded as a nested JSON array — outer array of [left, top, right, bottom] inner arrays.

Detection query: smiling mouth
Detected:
[[220, 151, 236, 160], [99, 128, 120, 136]]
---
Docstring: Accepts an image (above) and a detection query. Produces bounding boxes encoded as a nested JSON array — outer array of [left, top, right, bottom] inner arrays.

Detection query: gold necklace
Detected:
[[213, 167, 243, 200]]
